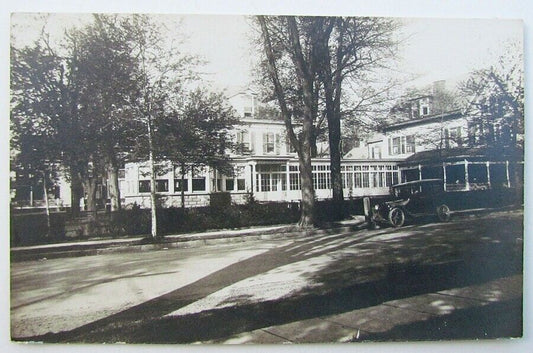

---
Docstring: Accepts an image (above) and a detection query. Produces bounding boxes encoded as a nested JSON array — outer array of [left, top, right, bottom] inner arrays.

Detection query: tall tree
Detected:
[[257, 16, 319, 227], [155, 88, 237, 208], [71, 14, 142, 212], [10, 33, 85, 216], [459, 49, 524, 149], [119, 15, 199, 238], [255, 15, 399, 224], [314, 17, 399, 216]]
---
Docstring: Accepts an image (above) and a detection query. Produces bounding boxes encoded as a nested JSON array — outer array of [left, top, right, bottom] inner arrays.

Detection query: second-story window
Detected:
[[236, 131, 250, 153], [389, 135, 415, 155], [448, 126, 462, 147], [263, 132, 275, 154], [286, 135, 296, 153], [406, 135, 416, 153], [371, 146, 381, 159], [391, 137, 402, 155]]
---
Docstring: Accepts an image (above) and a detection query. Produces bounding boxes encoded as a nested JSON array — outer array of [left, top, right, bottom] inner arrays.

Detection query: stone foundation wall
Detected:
[[123, 193, 211, 209]]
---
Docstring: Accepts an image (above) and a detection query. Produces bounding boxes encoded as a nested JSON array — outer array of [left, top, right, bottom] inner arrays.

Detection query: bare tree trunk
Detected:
[[287, 17, 318, 227], [147, 114, 158, 238], [327, 115, 344, 217], [83, 178, 98, 212], [106, 157, 121, 212], [258, 16, 316, 228], [298, 150, 315, 227], [70, 167, 82, 217], [319, 19, 344, 219], [42, 171, 51, 237], [322, 74, 344, 217], [180, 162, 186, 210]]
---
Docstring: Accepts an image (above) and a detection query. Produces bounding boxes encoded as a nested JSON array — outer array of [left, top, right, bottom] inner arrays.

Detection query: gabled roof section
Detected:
[[383, 109, 463, 132], [225, 86, 257, 99]]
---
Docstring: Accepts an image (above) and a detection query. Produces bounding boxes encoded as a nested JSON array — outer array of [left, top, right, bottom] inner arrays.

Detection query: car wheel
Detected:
[[436, 204, 451, 222], [388, 207, 405, 227]]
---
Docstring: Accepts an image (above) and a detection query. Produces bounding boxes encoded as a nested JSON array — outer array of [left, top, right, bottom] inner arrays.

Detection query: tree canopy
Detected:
[[459, 48, 524, 149], [254, 15, 400, 225], [11, 14, 237, 234]]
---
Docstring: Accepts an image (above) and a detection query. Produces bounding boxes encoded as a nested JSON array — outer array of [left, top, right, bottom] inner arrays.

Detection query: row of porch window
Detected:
[[138, 177, 246, 194], [255, 170, 400, 192]]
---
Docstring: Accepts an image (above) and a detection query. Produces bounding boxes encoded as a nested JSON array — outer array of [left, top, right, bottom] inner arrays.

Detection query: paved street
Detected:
[[10, 209, 523, 343]]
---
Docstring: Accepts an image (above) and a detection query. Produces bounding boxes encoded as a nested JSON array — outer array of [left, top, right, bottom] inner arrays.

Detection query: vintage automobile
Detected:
[[371, 179, 452, 227]]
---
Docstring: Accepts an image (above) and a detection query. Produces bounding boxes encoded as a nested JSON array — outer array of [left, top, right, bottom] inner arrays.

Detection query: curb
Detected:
[[10, 221, 368, 262]]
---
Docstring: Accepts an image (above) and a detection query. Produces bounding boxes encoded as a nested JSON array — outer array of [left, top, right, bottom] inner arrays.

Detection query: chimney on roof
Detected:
[[432, 80, 446, 96]]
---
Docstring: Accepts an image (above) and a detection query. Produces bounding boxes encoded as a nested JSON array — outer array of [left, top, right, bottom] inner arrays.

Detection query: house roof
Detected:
[[383, 109, 463, 132], [400, 146, 523, 166], [225, 86, 257, 99]]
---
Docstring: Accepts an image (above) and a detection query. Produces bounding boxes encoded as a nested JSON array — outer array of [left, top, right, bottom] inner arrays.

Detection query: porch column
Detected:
[[213, 168, 217, 192], [442, 162, 447, 191], [352, 168, 356, 192], [505, 160, 511, 188], [169, 164, 175, 195], [486, 161, 491, 189], [418, 164, 422, 180], [250, 162, 257, 194], [187, 169, 193, 194], [286, 160, 290, 192], [464, 159, 470, 191]]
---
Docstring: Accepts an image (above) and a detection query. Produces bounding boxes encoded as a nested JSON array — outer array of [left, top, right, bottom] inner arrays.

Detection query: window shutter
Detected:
[[250, 131, 255, 153]]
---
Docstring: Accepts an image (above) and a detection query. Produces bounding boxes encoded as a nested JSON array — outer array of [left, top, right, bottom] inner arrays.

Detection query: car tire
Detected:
[[388, 207, 405, 227], [436, 204, 451, 222]]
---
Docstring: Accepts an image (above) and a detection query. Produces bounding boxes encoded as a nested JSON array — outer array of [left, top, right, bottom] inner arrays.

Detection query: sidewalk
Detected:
[[202, 274, 523, 343]]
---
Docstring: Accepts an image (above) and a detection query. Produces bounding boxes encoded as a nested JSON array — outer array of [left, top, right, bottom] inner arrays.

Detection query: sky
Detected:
[[10, 13, 523, 93]]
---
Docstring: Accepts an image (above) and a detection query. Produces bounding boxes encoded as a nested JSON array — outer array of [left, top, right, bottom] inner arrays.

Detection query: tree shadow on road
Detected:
[[16, 211, 523, 343]]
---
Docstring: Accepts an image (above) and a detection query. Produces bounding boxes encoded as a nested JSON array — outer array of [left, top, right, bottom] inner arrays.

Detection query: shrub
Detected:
[[210, 192, 232, 210]]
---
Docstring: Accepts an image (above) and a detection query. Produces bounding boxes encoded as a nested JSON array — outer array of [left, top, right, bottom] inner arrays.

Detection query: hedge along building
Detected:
[[118, 88, 402, 208]]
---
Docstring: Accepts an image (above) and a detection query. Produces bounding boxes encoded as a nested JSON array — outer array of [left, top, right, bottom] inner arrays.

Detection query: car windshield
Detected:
[[392, 180, 442, 198]]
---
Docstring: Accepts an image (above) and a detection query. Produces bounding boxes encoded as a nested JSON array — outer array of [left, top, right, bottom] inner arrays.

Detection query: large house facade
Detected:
[[119, 88, 402, 208], [347, 97, 523, 194], [22, 88, 520, 210], [113, 89, 523, 209]]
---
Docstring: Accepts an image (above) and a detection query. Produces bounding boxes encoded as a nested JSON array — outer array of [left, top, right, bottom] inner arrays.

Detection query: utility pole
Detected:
[[147, 110, 158, 238], [42, 171, 51, 237]]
